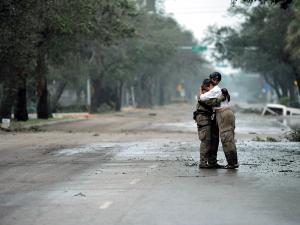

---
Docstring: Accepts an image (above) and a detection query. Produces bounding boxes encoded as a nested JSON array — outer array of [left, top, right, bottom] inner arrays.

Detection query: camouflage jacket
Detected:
[[194, 96, 225, 125]]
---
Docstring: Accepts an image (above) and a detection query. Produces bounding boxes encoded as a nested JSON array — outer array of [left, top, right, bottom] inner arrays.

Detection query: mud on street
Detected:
[[0, 104, 300, 225]]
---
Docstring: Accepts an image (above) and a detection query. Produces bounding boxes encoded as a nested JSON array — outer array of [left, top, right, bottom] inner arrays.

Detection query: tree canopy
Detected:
[[232, 0, 293, 8], [206, 1, 300, 106], [0, 0, 209, 120]]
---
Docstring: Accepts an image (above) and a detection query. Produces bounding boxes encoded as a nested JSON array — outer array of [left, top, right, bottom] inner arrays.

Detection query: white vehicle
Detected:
[[262, 104, 300, 116]]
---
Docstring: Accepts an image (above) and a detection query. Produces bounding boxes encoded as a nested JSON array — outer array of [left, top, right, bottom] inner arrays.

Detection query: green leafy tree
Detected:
[[0, 0, 137, 120], [1, 0, 211, 119], [206, 4, 299, 106], [286, 0, 300, 92], [86, 10, 209, 111], [232, 0, 293, 8], [34, 0, 126, 118], [0, 0, 39, 121]]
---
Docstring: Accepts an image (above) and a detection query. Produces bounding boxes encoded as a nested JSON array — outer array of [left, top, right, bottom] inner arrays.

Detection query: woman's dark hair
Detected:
[[202, 78, 213, 87]]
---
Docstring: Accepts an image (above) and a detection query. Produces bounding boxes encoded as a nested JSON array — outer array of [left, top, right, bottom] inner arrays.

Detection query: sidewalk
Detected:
[[1, 113, 93, 132]]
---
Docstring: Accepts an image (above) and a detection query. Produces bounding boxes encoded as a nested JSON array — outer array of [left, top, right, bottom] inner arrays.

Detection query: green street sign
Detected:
[[192, 46, 208, 52], [215, 63, 228, 68]]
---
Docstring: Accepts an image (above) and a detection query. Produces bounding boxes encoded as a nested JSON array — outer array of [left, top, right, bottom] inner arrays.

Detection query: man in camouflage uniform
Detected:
[[194, 79, 226, 168], [199, 72, 239, 169]]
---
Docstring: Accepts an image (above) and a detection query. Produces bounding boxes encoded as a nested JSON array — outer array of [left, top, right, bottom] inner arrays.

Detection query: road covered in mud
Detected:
[[0, 104, 299, 225]]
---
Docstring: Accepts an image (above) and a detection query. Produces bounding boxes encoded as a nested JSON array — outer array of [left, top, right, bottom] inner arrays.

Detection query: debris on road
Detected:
[[278, 170, 293, 173], [74, 192, 86, 197]]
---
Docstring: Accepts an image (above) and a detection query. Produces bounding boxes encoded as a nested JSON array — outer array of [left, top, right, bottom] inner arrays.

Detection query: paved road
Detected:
[[0, 104, 300, 225]]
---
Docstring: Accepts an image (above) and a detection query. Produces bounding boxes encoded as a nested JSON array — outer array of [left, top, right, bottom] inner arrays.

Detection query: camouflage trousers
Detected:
[[197, 115, 219, 166], [216, 108, 238, 166]]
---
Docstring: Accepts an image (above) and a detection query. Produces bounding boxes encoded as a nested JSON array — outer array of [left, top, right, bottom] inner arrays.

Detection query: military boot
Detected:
[[224, 150, 239, 169], [224, 164, 239, 169], [208, 163, 225, 169], [199, 162, 209, 169]]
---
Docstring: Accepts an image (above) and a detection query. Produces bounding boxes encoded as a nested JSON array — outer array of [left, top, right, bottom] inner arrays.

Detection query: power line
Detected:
[[166, 7, 229, 10], [167, 11, 228, 14]]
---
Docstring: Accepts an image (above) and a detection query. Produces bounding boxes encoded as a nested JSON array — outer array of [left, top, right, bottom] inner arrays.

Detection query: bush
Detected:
[[266, 136, 278, 142], [55, 105, 87, 113], [279, 97, 290, 106], [286, 129, 300, 142], [253, 136, 265, 142]]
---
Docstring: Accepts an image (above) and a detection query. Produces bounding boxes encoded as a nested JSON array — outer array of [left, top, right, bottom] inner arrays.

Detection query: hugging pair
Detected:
[[193, 72, 239, 169]]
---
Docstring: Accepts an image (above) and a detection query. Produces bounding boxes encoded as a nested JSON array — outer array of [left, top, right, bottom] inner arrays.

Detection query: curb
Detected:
[[23, 118, 88, 129], [1, 118, 89, 132]]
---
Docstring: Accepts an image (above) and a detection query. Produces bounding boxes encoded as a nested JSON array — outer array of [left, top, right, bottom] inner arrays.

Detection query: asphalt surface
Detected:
[[0, 104, 300, 225]]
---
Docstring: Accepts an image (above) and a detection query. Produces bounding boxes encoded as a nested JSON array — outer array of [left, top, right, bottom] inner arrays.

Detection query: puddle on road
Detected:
[[54, 113, 300, 176], [55, 140, 196, 160], [152, 121, 196, 132], [54, 138, 300, 177], [55, 143, 120, 156]]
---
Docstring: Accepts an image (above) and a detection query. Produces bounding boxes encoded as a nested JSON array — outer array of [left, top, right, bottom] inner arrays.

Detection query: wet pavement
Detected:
[[151, 112, 292, 137], [54, 139, 300, 177], [0, 104, 300, 225]]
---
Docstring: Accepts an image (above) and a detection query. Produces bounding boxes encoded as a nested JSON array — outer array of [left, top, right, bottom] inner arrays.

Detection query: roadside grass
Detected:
[[13, 118, 64, 126], [266, 137, 279, 142], [253, 136, 279, 142], [253, 136, 265, 142], [253, 132, 300, 142], [1, 118, 68, 132], [286, 129, 300, 142]]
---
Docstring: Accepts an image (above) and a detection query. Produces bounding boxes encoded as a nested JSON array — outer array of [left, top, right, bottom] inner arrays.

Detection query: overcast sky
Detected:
[[164, 0, 241, 74], [164, 0, 240, 42]]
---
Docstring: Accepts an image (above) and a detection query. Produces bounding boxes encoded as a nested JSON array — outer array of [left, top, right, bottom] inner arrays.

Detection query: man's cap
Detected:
[[209, 72, 222, 81]]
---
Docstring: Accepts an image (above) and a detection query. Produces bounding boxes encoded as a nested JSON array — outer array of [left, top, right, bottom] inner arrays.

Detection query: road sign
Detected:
[[215, 63, 228, 68], [179, 46, 208, 53], [192, 46, 208, 52]]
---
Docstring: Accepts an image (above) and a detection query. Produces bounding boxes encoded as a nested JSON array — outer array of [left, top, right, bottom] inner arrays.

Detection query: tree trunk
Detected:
[[159, 78, 165, 106], [263, 74, 282, 99], [0, 73, 17, 120], [273, 79, 282, 99], [280, 82, 288, 98], [115, 81, 123, 112], [289, 61, 300, 93], [51, 81, 67, 113], [136, 74, 153, 108], [91, 78, 100, 113], [292, 70, 300, 93], [287, 63, 300, 106], [288, 81, 299, 107], [36, 48, 49, 119], [14, 73, 28, 121]]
